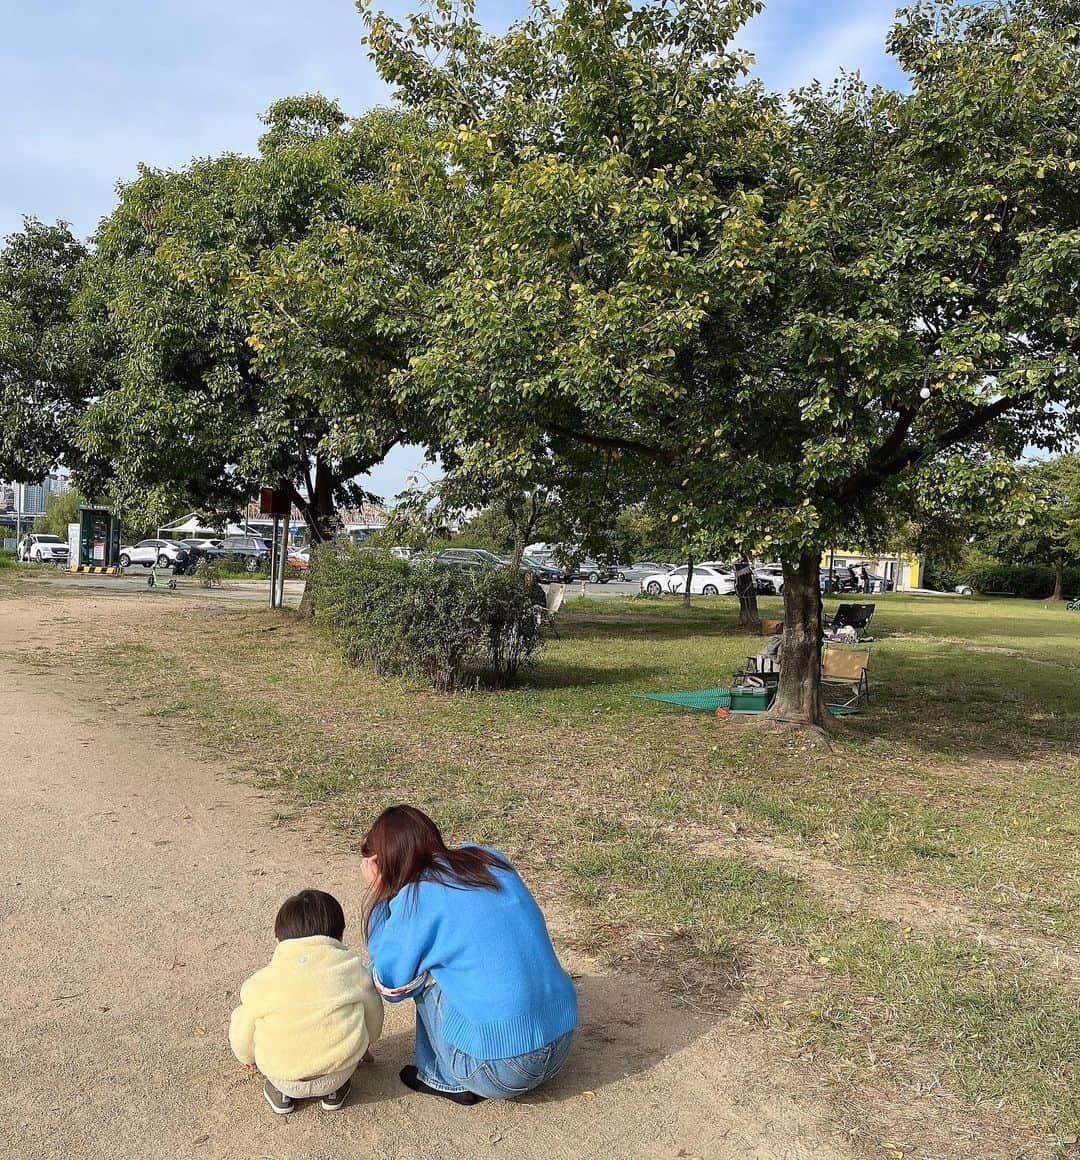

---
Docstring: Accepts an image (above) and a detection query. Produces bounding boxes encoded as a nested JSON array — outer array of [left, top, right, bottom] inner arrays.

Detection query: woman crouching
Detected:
[[361, 805, 577, 1104]]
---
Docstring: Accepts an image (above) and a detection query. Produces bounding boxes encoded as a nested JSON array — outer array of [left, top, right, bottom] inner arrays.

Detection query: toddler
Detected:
[[229, 889, 383, 1114]]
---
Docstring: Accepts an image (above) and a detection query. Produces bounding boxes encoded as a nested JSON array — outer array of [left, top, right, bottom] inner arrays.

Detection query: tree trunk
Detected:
[[1051, 556, 1064, 601], [735, 554, 761, 633], [770, 550, 830, 729], [298, 457, 341, 618], [682, 554, 694, 609]]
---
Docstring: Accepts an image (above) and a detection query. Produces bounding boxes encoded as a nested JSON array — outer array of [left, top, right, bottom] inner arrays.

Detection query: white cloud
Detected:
[[739, 1, 902, 93]]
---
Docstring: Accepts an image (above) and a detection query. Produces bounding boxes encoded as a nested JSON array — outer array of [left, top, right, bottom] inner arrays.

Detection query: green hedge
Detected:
[[944, 563, 1080, 599], [312, 545, 545, 690]]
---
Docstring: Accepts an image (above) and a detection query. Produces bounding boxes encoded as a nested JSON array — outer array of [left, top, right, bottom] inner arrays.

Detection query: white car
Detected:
[[118, 538, 192, 569], [17, 533, 70, 564], [640, 563, 736, 596], [754, 565, 785, 595]]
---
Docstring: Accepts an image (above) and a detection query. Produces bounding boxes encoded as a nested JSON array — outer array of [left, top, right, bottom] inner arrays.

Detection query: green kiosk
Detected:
[[69, 505, 122, 573]]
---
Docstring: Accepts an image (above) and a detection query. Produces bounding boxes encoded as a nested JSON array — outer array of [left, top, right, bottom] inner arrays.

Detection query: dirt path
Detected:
[[0, 599, 855, 1160]]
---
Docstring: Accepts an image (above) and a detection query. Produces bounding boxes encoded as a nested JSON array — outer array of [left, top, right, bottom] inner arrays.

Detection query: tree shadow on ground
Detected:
[[559, 614, 755, 643], [855, 648, 1080, 765], [522, 662, 671, 691]]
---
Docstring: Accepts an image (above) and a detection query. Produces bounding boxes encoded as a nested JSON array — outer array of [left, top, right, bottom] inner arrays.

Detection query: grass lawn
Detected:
[[8, 578, 1078, 1146]]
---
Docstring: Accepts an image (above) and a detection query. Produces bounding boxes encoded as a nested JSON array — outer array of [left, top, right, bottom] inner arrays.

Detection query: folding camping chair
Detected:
[[824, 603, 876, 640], [734, 633, 783, 688], [821, 645, 871, 708]]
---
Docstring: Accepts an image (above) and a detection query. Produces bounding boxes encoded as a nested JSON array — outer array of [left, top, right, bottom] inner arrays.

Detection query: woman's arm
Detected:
[[368, 892, 440, 1002]]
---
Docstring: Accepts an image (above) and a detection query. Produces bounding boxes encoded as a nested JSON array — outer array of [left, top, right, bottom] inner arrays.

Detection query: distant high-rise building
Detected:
[[7, 471, 70, 517], [21, 482, 46, 515], [0, 483, 14, 512]]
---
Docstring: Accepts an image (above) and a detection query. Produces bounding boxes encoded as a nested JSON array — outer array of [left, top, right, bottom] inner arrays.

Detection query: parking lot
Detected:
[[42, 570, 651, 605]]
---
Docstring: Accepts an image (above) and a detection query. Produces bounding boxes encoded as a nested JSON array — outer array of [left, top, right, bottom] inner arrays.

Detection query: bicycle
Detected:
[[1067, 598, 1080, 612], [194, 555, 223, 589]]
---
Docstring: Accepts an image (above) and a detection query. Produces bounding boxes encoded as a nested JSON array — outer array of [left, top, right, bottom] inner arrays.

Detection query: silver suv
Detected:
[[218, 535, 273, 572]]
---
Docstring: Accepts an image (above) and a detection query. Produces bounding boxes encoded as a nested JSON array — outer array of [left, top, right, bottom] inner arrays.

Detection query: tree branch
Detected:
[[546, 421, 672, 463], [837, 390, 1040, 507]]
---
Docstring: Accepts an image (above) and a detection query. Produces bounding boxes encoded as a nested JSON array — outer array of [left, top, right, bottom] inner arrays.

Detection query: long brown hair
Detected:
[[362, 805, 508, 937]]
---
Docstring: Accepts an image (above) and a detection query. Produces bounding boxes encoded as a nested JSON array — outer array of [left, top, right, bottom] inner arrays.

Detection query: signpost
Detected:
[[260, 488, 291, 609]]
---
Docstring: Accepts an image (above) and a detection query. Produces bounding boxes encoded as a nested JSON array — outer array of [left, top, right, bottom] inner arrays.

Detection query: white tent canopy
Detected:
[[156, 512, 269, 538], [156, 513, 386, 540]]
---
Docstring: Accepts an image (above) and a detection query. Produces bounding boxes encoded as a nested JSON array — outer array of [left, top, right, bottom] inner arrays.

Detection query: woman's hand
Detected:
[[362, 1049, 375, 1064], [244, 1062, 258, 1074]]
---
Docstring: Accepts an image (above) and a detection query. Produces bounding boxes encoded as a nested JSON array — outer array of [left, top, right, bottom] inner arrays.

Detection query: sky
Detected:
[[1, 0, 907, 503]]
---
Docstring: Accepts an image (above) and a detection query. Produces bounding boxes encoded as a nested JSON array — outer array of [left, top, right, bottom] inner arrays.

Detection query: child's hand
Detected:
[[362, 1049, 375, 1064]]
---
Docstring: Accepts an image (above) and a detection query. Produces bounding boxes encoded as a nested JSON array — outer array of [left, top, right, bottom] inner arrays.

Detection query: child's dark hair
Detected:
[[274, 890, 346, 942]]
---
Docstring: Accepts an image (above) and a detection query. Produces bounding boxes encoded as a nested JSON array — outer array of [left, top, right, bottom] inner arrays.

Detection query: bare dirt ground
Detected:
[[0, 592, 860, 1160]]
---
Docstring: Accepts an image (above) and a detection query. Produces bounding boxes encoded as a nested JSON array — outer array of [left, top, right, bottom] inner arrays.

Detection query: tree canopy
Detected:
[[75, 98, 449, 538], [362, 0, 1080, 724], [33, 486, 84, 539], [984, 454, 1080, 598], [0, 219, 89, 483]]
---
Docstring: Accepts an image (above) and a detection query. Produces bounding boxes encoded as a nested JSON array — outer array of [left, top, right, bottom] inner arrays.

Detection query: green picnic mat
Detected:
[[634, 688, 732, 711], [634, 688, 860, 716]]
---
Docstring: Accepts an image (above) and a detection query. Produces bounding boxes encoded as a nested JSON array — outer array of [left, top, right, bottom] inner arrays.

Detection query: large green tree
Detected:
[[0, 220, 89, 482], [987, 455, 1080, 600], [363, 0, 1080, 728], [32, 487, 84, 538], [76, 97, 447, 547]]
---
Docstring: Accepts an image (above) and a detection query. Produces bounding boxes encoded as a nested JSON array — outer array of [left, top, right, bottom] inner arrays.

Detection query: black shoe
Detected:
[[399, 1065, 483, 1106], [263, 1079, 295, 1115], [321, 1079, 351, 1110]]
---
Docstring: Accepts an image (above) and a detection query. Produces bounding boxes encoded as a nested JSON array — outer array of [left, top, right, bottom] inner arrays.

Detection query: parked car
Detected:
[[17, 533, 70, 564], [217, 535, 273, 572], [640, 564, 736, 596], [495, 554, 566, 583], [754, 565, 785, 595], [564, 559, 617, 583], [436, 547, 505, 570], [613, 561, 672, 582], [859, 571, 893, 593], [819, 569, 858, 594], [437, 547, 563, 583], [175, 538, 225, 568], [118, 538, 192, 570]]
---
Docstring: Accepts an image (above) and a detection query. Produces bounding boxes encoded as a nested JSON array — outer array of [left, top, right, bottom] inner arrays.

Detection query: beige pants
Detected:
[[264, 1065, 355, 1100]]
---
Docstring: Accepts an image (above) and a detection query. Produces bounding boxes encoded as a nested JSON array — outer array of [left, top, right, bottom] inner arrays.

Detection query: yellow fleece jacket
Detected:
[[229, 935, 384, 1081]]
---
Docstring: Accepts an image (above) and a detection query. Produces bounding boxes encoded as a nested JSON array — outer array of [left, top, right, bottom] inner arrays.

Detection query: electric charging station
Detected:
[[68, 505, 122, 573]]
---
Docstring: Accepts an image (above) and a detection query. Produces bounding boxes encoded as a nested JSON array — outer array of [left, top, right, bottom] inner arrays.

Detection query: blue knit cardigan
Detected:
[[368, 849, 578, 1060]]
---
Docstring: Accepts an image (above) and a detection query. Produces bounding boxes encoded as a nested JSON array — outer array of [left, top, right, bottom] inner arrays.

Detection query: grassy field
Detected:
[[7, 579, 1078, 1148]]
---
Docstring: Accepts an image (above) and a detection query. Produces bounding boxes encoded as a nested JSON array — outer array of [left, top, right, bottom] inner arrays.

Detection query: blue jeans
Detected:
[[414, 981, 573, 1099]]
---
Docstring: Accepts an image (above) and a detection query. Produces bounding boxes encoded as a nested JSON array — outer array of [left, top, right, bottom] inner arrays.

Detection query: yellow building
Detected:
[[821, 549, 923, 592]]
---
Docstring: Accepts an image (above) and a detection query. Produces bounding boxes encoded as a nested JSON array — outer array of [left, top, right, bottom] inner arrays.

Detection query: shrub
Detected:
[[921, 561, 960, 593], [312, 544, 545, 690], [194, 555, 222, 588], [955, 563, 1080, 599]]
